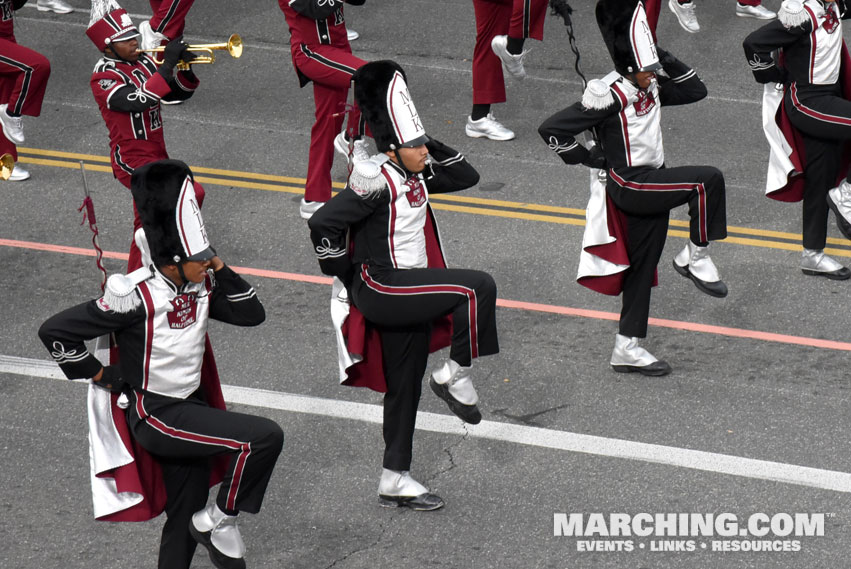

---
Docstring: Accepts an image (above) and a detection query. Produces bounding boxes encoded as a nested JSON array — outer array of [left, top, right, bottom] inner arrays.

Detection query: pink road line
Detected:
[[5, 237, 851, 352]]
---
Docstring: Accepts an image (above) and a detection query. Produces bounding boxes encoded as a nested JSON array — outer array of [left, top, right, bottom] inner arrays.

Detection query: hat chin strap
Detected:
[[105, 45, 134, 65], [392, 147, 416, 179], [176, 260, 188, 287]]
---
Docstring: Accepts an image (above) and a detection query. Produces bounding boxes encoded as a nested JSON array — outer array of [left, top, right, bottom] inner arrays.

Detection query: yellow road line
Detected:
[[16, 147, 851, 254]]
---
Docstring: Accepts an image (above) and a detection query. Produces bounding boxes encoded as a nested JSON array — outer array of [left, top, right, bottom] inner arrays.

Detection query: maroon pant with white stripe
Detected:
[[0, 36, 49, 118], [292, 44, 366, 203], [148, 0, 195, 40], [471, 0, 547, 105], [128, 390, 283, 569], [607, 165, 727, 338], [784, 83, 851, 250], [352, 265, 499, 470]]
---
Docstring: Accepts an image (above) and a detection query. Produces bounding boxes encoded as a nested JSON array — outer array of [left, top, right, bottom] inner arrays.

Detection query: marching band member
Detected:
[[279, 0, 369, 219], [539, 0, 728, 376], [308, 61, 499, 510], [39, 160, 283, 569], [87, 0, 200, 268], [744, 0, 851, 278], [467, 0, 549, 141], [0, 0, 51, 181]]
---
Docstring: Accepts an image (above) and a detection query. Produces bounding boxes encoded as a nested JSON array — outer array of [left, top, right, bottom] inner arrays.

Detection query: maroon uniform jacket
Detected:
[[90, 54, 198, 181]]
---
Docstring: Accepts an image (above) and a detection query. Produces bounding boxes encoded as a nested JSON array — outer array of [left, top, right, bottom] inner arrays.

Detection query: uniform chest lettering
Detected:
[[167, 294, 198, 329], [633, 90, 656, 116], [404, 178, 426, 208], [1, 1, 11, 22]]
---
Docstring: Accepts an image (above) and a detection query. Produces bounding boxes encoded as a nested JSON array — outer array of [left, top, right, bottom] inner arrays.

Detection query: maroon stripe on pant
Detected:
[[360, 266, 480, 360], [609, 169, 708, 243]]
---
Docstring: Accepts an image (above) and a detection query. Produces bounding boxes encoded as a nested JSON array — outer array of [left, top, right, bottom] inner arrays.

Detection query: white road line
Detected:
[[4, 354, 849, 493]]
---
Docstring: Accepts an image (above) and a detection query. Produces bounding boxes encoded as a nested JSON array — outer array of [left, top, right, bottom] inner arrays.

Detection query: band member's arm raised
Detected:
[[743, 19, 810, 84], [422, 138, 480, 194], [656, 48, 707, 106], [208, 262, 266, 327]]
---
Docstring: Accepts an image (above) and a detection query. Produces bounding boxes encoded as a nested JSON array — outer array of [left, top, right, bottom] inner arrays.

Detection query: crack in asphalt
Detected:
[[322, 510, 398, 569]]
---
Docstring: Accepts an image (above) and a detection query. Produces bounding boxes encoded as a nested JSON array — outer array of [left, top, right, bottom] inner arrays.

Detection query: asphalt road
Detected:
[[1, 1, 851, 568]]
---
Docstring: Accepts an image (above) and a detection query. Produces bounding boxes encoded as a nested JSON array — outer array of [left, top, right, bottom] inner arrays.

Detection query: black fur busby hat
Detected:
[[596, 0, 662, 75], [353, 60, 429, 153], [130, 159, 214, 266]]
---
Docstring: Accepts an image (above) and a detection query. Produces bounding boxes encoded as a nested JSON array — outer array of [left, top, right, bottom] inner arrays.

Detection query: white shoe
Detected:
[[334, 131, 369, 164], [465, 113, 515, 141], [429, 358, 482, 424], [7, 164, 29, 181], [668, 0, 700, 33], [190, 503, 246, 569], [735, 3, 776, 19], [299, 198, 325, 220], [36, 0, 74, 13], [610, 334, 672, 376], [378, 469, 428, 497], [431, 359, 478, 405], [673, 242, 728, 297], [377, 469, 444, 510], [801, 249, 851, 280], [490, 35, 527, 80], [827, 181, 851, 240], [0, 104, 24, 144], [138, 20, 167, 51], [347, 28, 359, 41]]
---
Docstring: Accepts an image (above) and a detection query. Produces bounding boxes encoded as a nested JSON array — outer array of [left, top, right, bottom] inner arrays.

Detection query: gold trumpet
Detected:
[[0, 153, 14, 180], [142, 34, 244, 70]]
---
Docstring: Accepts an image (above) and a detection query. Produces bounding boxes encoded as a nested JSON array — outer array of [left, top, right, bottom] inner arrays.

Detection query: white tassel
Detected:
[[349, 154, 389, 198], [101, 267, 152, 313], [582, 79, 614, 111], [778, 0, 808, 28]]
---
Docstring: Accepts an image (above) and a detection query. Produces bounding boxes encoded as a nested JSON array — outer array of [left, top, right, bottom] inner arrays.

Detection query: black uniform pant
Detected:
[[351, 264, 499, 470], [607, 165, 728, 338], [785, 83, 851, 250], [127, 390, 284, 569]]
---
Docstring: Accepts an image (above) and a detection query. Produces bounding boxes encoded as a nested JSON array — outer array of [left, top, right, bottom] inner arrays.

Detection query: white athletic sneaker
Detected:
[[334, 131, 369, 164], [491, 35, 527, 80], [668, 0, 700, 33], [37, 0, 74, 13], [138, 20, 168, 51], [0, 104, 24, 144], [465, 113, 515, 141], [7, 165, 29, 181], [347, 29, 359, 41], [735, 3, 776, 19], [299, 198, 324, 220]]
